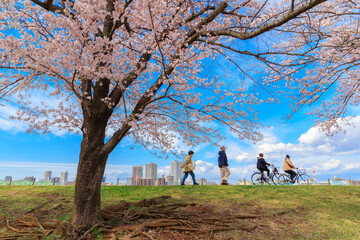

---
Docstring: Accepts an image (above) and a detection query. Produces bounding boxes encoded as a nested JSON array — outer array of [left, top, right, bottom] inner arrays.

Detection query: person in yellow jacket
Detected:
[[283, 154, 298, 183], [180, 151, 199, 185]]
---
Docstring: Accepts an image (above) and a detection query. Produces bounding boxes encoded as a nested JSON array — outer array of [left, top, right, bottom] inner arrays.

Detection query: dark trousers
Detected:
[[258, 168, 270, 177], [181, 171, 196, 184], [285, 170, 296, 181]]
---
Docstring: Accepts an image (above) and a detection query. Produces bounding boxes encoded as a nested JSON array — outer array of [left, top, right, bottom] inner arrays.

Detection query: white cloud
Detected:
[[193, 160, 218, 174], [299, 116, 360, 154], [157, 165, 171, 176], [321, 159, 341, 171], [229, 165, 255, 179], [342, 162, 360, 171], [0, 104, 27, 132], [235, 152, 250, 162]]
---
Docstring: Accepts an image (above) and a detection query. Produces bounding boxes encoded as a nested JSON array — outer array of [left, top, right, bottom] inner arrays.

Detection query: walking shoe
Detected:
[[181, 183, 185, 185], [193, 183, 199, 185]]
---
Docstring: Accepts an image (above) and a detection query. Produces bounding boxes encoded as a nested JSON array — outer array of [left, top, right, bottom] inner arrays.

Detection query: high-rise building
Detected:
[[166, 175, 175, 185], [44, 171, 52, 182], [145, 162, 157, 185], [60, 171, 68, 185], [132, 165, 143, 185], [126, 177, 132, 186], [170, 160, 183, 185]]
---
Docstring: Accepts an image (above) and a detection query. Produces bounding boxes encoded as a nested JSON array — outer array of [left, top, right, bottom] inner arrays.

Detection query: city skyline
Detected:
[[2, 167, 358, 186]]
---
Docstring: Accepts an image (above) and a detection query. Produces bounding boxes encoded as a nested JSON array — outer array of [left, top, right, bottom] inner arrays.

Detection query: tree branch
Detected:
[[194, 0, 327, 40], [30, 0, 65, 14]]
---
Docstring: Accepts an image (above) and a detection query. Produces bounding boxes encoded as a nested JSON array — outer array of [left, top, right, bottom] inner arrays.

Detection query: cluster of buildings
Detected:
[[5, 170, 70, 185], [126, 160, 216, 186], [126, 162, 175, 186], [41, 170, 70, 184]]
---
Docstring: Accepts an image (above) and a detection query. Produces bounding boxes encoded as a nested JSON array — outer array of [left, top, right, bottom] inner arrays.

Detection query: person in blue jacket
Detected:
[[218, 146, 230, 185], [257, 153, 273, 179]]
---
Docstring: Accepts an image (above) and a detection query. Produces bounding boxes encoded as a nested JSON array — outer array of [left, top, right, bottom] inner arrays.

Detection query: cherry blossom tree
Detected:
[[0, 0, 354, 231]]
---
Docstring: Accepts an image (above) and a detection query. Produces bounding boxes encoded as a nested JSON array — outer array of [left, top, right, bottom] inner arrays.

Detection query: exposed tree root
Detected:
[[104, 196, 262, 239], [3, 195, 295, 239]]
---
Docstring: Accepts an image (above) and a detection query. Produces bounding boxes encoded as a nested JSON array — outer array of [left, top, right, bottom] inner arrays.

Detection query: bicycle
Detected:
[[251, 166, 283, 185], [280, 168, 312, 185]]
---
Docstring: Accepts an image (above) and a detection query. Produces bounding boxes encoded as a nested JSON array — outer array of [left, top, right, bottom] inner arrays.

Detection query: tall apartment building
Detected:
[[166, 175, 175, 185], [132, 165, 143, 185], [145, 162, 157, 185], [60, 171, 68, 185], [170, 160, 183, 185], [126, 177, 132, 186], [44, 171, 52, 182]]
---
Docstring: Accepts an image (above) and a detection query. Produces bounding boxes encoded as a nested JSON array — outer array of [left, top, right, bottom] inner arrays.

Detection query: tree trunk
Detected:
[[71, 116, 109, 230]]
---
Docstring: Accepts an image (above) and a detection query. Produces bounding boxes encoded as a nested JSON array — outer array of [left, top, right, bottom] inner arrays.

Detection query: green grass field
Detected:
[[0, 185, 359, 239]]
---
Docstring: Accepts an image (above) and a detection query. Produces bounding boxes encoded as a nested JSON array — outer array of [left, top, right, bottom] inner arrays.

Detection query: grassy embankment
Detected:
[[0, 185, 359, 239]]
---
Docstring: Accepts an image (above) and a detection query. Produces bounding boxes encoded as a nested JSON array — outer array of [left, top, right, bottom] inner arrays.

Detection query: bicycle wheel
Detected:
[[272, 173, 286, 185], [297, 174, 312, 185], [251, 172, 264, 185]]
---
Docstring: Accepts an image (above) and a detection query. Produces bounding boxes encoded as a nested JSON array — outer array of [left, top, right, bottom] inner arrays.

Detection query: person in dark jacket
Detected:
[[257, 153, 273, 179], [218, 146, 230, 185]]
